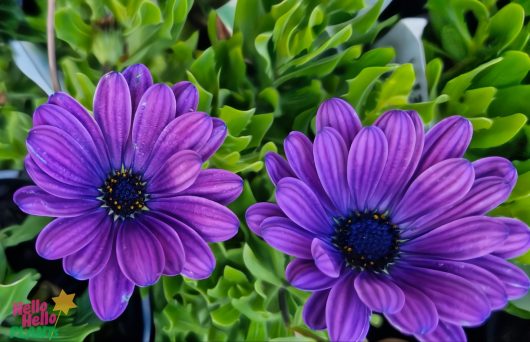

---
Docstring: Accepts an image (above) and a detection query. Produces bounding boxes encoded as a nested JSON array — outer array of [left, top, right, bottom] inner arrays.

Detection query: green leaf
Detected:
[[54, 8, 92, 51], [473, 51, 530, 88], [0, 216, 51, 248], [489, 85, 530, 117], [425, 58, 443, 98], [488, 3, 525, 50], [246, 114, 274, 148], [510, 171, 530, 202], [0, 269, 39, 322], [344, 66, 393, 110], [211, 303, 240, 327], [443, 58, 502, 101], [470, 113, 527, 148], [219, 106, 255, 136], [242, 243, 283, 287]]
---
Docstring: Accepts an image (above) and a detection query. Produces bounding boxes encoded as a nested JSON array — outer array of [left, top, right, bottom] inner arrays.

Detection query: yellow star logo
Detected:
[[52, 290, 77, 315]]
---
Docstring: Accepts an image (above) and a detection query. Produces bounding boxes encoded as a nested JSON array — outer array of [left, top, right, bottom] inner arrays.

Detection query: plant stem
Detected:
[[46, 0, 60, 92]]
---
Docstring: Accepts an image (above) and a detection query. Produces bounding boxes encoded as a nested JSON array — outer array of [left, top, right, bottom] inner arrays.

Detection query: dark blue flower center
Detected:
[[332, 212, 400, 271], [100, 169, 147, 218]]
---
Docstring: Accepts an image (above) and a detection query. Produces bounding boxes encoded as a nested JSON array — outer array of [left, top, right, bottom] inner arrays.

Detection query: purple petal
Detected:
[[25, 157, 99, 199], [354, 272, 405, 314], [311, 238, 342, 278], [284, 131, 334, 214], [314, 128, 351, 215], [122, 64, 153, 112], [316, 98, 361, 147], [276, 177, 332, 235], [394, 264, 490, 326], [403, 216, 507, 260], [494, 218, 530, 259], [35, 211, 108, 259], [179, 169, 243, 205], [469, 255, 530, 299], [172, 81, 199, 116], [417, 321, 466, 342], [303, 290, 329, 330], [348, 126, 389, 211], [196, 118, 227, 160], [149, 195, 239, 242], [392, 158, 475, 224], [245, 202, 285, 236], [63, 222, 114, 280], [408, 258, 507, 310], [371, 110, 419, 211], [264, 152, 295, 186], [131, 83, 176, 171], [285, 259, 337, 290], [27, 126, 103, 187], [139, 215, 185, 276], [405, 177, 512, 237], [473, 156, 517, 188], [143, 112, 213, 178], [33, 104, 107, 174], [14, 186, 99, 217], [416, 116, 472, 174], [94, 72, 132, 170], [261, 217, 313, 259], [152, 213, 215, 279], [326, 273, 370, 342], [48, 92, 110, 170], [146, 150, 202, 196], [386, 282, 438, 336], [116, 220, 164, 286], [89, 252, 134, 321]]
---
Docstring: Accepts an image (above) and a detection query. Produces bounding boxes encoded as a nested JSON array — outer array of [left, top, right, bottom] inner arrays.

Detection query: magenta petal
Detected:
[[311, 238, 342, 278], [25, 157, 99, 199], [316, 98, 361, 147], [303, 290, 329, 330], [139, 215, 185, 276], [27, 126, 102, 187], [394, 265, 490, 326], [494, 218, 530, 259], [285, 259, 337, 290], [143, 112, 213, 178], [417, 321, 466, 342], [245, 202, 285, 236], [122, 64, 153, 112], [416, 116, 472, 174], [276, 177, 332, 235], [63, 222, 114, 280], [89, 252, 134, 321], [14, 186, 99, 217], [196, 118, 227, 160], [386, 282, 438, 336], [149, 195, 239, 242], [131, 83, 176, 171], [94, 72, 132, 170], [314, 128, 351, 215], [347, 126, 388, 211], [354, 272, 405, 314], [261, 217, 313, 259], [326, 273, 370, 342], [179, 169, 243, 205], [473, 156, 517, 188], [264, 152, 295, 186], [47, 92, 110, 170], [116, 220, 164, 286], [469, 255, 530, 300], [371, 110, 419, 211], [172, 81, 199, 116], [147, 150, 202, 196], [36, 211, 107, 259], [392, 158, 475, 224], [403, 216, 507, 260]]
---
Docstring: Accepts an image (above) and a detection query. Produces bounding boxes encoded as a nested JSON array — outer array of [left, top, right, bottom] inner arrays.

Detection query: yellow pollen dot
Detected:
[[373, 214, 379, 220], [117, 205, 121, 210], [114, 201, 117, 205], [109, 188, 112, 192], [130, 206, 134, 210]]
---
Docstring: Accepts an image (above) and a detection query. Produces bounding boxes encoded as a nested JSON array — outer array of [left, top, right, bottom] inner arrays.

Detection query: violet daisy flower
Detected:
[[14, 64, 242, 321], [246, 98, 530, 342]]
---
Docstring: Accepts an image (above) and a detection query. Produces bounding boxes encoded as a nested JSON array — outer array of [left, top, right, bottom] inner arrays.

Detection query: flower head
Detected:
[[14, 64, 243, 321], [246, 98, 530, 341]]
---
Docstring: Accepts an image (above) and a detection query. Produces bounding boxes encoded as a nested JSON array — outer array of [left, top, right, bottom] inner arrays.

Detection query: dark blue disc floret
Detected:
[[332, 211, 400, 271], [100, 169, 147, 218]]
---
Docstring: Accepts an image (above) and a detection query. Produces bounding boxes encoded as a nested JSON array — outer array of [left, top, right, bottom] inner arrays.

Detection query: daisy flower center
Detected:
[[332, 212, 400, 271], [99, 169, 147, 218]]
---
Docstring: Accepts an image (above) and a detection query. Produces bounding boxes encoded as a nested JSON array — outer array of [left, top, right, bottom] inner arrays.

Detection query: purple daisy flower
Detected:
[[246, 98, 530, 342], [14, 64, 243, 321]]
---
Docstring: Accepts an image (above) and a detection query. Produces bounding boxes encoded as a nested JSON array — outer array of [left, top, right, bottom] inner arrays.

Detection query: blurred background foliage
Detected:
[[2, 0, 530, 340]]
